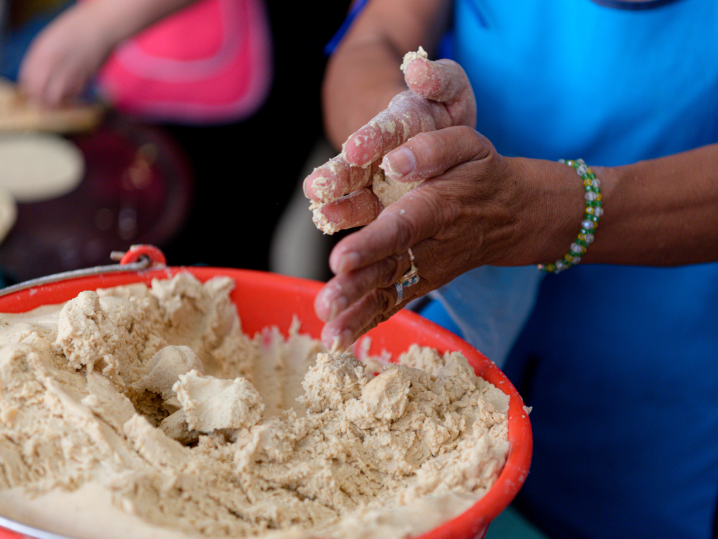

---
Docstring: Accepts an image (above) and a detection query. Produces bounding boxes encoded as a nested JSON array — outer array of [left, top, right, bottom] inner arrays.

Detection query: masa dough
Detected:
[[400, 46, 429, 72], [0, 273, 509, 539]]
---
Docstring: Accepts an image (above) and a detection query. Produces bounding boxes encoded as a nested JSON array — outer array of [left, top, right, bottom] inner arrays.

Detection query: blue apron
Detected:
[[443, 1, 718, 537], [326, 2, 718, 536]]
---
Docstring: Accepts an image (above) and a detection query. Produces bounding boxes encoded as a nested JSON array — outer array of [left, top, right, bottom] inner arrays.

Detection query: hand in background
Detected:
[[18, 5, 112, 107]]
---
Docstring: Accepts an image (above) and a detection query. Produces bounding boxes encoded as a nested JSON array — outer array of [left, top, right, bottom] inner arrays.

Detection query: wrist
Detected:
[[539, 159, 608, 272], [514, 157, 618, 270], [505, 157, 587, 266], [507, 158, 615, 266], [579, 164, 616, 264]]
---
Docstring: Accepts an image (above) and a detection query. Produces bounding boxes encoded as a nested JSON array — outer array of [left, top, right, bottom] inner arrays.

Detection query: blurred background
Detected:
[[0, 0, 348, 285]]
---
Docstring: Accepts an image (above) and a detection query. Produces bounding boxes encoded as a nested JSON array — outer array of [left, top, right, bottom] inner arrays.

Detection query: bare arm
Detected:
[[473, 146, 718, 276], [322, 0, 452, 148], [588, 145, 718, 265], [308, 1, 718, 349], [312, 62, 718, 351], [19, 0, 198, 106], [74, 0, 198, 47]]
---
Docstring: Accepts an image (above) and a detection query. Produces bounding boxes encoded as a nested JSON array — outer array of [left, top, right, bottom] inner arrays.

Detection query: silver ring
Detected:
[[394, 281, 404, 306], [398, 247, 420, 288]]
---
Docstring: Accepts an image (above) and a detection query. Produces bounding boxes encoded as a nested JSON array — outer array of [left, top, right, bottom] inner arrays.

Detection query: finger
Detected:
[[404, 58, 467, 103], [315, 250, 412, 322], [44, 74, 69, 107], [381, 126, 491, 182], [329, 130, 495, 274], [303, 155, 372, 204], [403, 57, 476, 129], [320, 286, 400, 351], [328, 188, 438, 274], [342, 58, 477, 169], [311, 188, 383, 234], [343, 92, 449, 168], [63, 74, 86, 104], [17, 65, 47, 105]]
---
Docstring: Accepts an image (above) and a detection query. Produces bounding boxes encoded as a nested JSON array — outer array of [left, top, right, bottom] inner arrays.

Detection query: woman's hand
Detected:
[[308, 54, 583, 351], [18, 5, 113, 106], [314, 130, 553, 351], [305, 51, 477, 233]]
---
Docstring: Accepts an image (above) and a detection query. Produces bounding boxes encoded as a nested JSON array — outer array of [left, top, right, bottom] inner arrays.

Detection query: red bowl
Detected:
[[0, 267, 532, 539]]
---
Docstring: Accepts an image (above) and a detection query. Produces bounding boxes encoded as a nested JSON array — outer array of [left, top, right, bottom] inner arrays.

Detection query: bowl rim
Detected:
[[0, 266, 532, 539]]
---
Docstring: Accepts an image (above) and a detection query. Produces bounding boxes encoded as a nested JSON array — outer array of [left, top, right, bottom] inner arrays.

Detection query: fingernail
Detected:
[[337, 329, 353, 352], [323, 327, 351, 352], [329, 296, 347, 321], [383, 148, 416, 179], [335, 252, 360, 273]]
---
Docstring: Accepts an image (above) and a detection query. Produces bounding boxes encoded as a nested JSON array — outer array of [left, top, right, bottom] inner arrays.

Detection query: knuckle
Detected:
[[378, 255, 405, 286], [365, 306, 398, 339], [377, 311, 393, 324], [362, 317, 381, 336], [471, 130, 495, 157], [349, 165, 371, 189], [329, 154, 348, 172], [456, 125, 478, 139], [392, 217, 416, 253], [408, 131, 443, 163], [375, 287, 395, 314]]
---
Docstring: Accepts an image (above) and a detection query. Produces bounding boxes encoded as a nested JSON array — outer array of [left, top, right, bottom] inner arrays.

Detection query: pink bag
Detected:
[[97, 0, 272, 124]]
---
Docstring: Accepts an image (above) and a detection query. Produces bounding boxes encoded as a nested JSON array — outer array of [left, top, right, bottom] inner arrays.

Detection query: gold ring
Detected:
[[398, 248, 420, 288]]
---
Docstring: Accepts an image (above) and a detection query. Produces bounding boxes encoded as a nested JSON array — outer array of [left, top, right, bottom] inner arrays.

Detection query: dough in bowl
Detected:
[[0, 273, 510, 539]]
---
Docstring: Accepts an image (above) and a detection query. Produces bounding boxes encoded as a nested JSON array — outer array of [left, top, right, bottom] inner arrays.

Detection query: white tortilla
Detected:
[[0, 77, 103, 133], [0, 185, 16, 243], [0, 133, 85, 202]]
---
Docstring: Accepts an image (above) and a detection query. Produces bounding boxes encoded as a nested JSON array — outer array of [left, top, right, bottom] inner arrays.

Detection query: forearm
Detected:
[[591, 144, 718, 265], [70, 0, 197, 50], [513, 144, 718, 268], [322, 0, 451, 149], [322, 42, 406, 149]]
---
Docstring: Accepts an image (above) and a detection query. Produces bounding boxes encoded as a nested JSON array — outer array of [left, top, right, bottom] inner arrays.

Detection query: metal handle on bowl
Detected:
[[0, 244, 167, 298], [0, 245, 169, 538], [0, 513, 76, 539]]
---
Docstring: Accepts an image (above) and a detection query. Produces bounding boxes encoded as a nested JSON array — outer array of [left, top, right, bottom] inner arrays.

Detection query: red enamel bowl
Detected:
[[0, 267, 532, 539]]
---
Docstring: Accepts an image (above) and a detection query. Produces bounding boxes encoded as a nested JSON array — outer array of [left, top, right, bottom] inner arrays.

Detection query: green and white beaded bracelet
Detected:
[[538, 158, 603, 274]]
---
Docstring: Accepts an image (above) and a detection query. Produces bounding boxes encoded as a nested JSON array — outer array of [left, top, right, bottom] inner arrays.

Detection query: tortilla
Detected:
[[0, 133, 85, 202], [0, 77, 103, 134]]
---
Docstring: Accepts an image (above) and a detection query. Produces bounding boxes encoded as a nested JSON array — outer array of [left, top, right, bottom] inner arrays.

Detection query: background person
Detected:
[[13, 0, 348, 270]]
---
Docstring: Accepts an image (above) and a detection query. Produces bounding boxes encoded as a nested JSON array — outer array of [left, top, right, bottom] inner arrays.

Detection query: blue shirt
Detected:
[[443, 1, 718, 538]]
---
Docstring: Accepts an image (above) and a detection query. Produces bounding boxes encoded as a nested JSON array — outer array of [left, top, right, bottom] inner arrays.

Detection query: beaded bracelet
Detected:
[[538, 158, 603, 273]]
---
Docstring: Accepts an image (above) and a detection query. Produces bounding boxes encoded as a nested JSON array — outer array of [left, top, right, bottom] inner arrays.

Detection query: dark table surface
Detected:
[[0, 114, 193, 283]]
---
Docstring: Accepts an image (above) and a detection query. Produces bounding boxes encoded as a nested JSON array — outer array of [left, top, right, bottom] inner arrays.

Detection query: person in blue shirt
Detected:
[[304, 1, 718, 538]]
